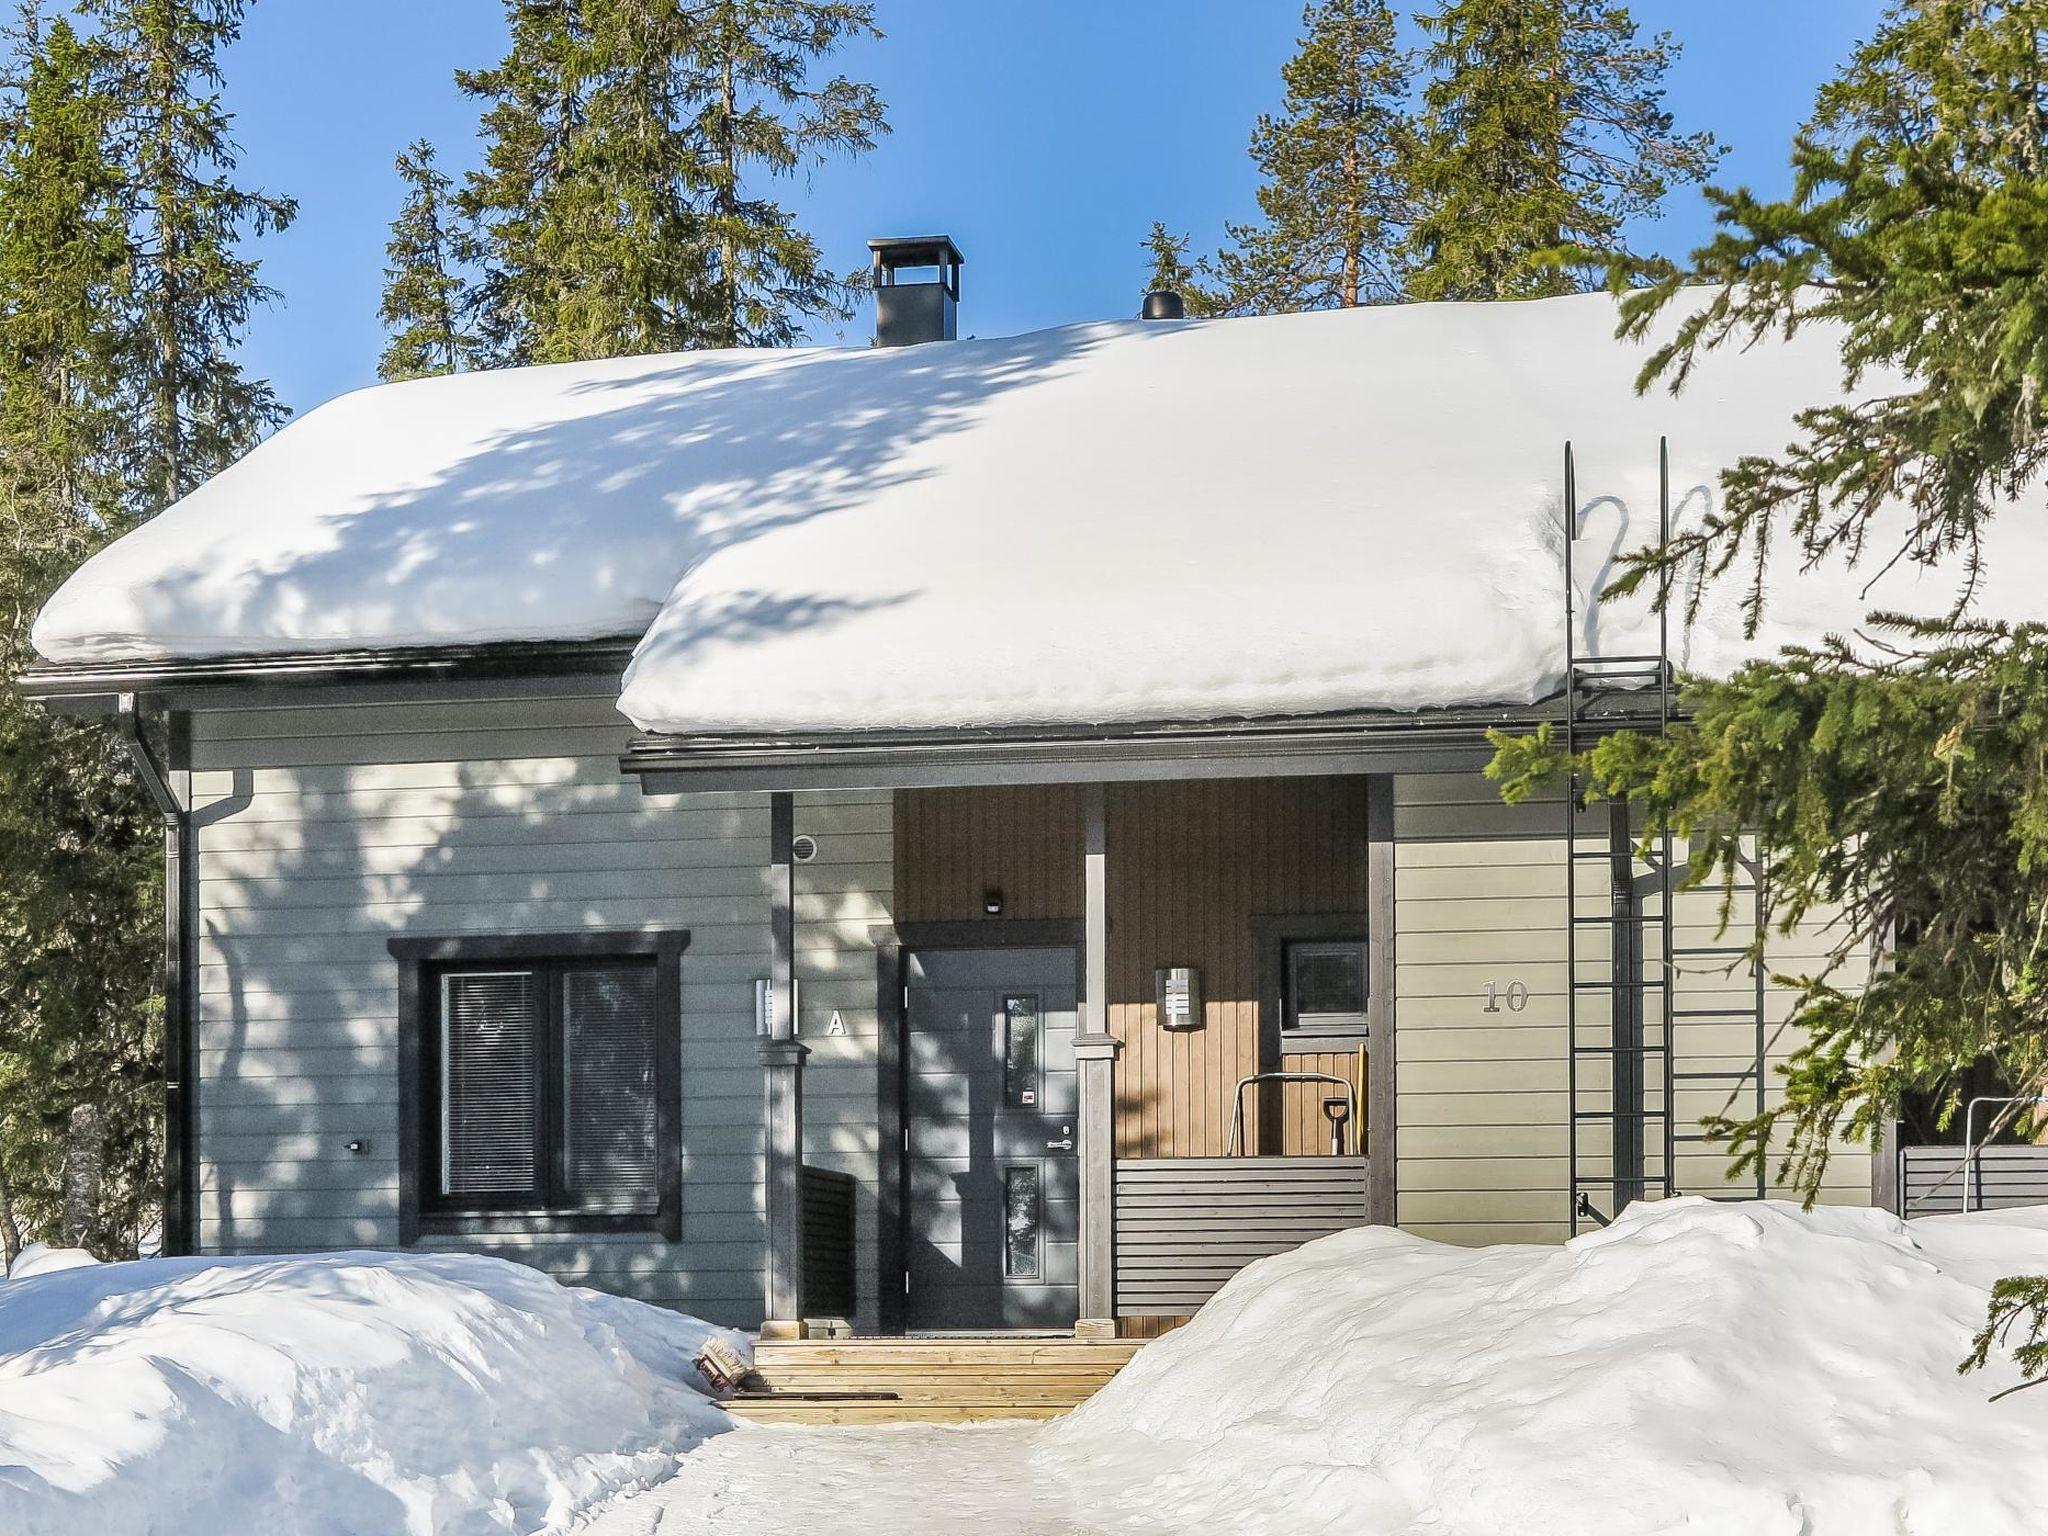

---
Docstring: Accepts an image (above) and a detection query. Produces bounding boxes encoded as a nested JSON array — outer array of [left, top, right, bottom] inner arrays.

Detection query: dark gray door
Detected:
[[904, 946, 1079, 1331]]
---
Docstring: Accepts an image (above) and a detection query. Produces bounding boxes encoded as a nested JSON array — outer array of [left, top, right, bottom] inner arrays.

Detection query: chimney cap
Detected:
[[867, 235, 965, 270], [1142, 289, 1187, 321]]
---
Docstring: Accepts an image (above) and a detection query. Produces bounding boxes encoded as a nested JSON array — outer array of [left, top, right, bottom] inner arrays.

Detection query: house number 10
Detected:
[[1482, 981, 1529, 1014]]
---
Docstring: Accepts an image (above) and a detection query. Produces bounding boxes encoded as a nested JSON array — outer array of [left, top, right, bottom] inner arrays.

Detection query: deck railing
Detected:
[[1112, 1155, 1369, 1317], [1899, 1144, 2048, 1217]]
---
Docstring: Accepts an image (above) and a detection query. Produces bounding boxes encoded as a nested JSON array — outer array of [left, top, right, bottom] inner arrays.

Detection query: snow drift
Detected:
[[1043, 1199, 2048, 1536], [0, 1248, 740, 1536], [33, 293, 2048, 733]]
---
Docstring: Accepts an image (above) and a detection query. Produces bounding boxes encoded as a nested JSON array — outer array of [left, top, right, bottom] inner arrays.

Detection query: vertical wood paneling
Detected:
[[893, 778, 1371, 1161]]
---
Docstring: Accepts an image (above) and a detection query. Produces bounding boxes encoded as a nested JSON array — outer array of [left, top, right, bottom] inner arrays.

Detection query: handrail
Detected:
[[1963, 1095, 2048, 1212], [1226, 1072, 1359, 1157]]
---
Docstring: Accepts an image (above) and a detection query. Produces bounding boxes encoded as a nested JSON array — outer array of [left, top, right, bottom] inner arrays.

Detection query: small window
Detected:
[[394, 932, 684, 1239], [1284, 938, 1370, 1037], [1004, 1164, 1042, 1279], [1003, 992, 1041, 1107]]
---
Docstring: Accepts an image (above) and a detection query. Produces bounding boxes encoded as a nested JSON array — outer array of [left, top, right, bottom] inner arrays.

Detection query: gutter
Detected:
[[112, 695, 196, 1257]]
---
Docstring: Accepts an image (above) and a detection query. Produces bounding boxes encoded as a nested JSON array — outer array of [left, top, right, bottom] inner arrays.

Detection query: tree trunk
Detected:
[[62, 1100, 102, 1251], [0, 1148, 23, 1270]]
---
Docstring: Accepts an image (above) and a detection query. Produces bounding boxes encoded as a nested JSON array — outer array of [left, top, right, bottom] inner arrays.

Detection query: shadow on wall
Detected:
[[135, 323, 1146, 657], [195, 738, 772, 1322]]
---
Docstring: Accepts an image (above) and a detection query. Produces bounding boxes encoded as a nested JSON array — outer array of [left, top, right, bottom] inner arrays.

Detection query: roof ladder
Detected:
[[1562, 440, 1769, 1235]]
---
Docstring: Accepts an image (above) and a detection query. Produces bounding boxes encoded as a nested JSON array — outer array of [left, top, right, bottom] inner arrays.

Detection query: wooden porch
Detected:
[[723, 1336, 1147, 1425]]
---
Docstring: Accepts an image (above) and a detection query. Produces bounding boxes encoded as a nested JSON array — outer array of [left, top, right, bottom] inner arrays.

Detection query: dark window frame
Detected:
[[1254, 913, 1380, 1049], [392, 930, 686, 1241]]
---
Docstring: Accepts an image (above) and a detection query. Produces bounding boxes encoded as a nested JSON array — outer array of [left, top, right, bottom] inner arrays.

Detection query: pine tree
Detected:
[[1138, 223, 1218, 315], [88, 0, 296, 514], [1486, 1, 2048, 1380], [1405, 0, 1717, 301], [686, 0, 886, 348], [0, 4, 164, 1261], [377, 140, 470, 381], [1210, 0, 1413, 314]]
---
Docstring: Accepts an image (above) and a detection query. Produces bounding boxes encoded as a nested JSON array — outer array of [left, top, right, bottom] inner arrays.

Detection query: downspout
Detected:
[[113, 694, 194, 1257]]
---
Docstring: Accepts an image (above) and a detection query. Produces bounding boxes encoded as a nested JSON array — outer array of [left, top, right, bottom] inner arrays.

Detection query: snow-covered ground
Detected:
[[585, 1199, 2048, 1536], [7, 1202, 2048, 1536], [0, 1245, 741, 1536]]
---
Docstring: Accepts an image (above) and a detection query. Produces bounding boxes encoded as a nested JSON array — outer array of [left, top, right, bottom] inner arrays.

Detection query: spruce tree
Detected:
[[1210, 0, 1413, 314], [452, 0, 885, 362], [0, 5, 163, 1261], [453, 2, 581, 365], [1487, 1, 2048, 1379], [685, 0, 886, 348], [1405, 0, 1717, 301], [88, 0, 295, 514], [1608, 0, 2048, 625], [378, 140, 471, 381]]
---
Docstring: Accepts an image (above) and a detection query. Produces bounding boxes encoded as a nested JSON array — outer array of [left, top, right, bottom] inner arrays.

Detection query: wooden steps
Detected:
[[722, 1336, 1146, 1426]]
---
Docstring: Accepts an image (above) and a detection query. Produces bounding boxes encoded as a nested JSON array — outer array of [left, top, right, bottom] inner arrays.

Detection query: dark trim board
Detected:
[[21, 636, 640, 713], [389, 928, 688, 1244]]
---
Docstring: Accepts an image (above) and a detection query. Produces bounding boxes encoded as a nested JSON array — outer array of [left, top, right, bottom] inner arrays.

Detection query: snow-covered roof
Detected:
[[33, 291, 2048, 734]]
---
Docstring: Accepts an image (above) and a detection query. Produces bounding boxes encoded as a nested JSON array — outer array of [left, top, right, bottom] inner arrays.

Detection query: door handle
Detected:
[[1045, 1137, 1074, 1151]]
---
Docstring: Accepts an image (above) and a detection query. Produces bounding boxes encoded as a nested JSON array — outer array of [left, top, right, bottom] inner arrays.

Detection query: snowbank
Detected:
[[0, 1248, 741, 1536], [1044, 1199, 2048, 1536], [34, 293, 2048, 733]]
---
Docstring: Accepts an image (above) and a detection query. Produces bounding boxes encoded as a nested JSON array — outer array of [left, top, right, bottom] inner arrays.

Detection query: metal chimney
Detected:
[[1141, 289, 1186, 321], [869, 236, 964, 346]]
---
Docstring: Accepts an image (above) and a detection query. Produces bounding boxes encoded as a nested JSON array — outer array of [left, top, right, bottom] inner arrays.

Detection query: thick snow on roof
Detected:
[[33, 292, 2048, 733]]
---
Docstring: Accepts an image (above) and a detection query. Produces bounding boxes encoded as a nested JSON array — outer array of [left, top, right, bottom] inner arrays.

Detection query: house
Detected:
[[25, 242, 2045, 1339]]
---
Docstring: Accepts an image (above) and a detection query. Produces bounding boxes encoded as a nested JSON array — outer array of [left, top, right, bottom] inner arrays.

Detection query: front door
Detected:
[[904, 946, 1079, 1331]]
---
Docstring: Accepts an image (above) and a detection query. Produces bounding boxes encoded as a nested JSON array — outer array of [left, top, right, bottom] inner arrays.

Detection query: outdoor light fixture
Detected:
[[755, 976, 801, 1035], [1157, 966, 1202, 1030], [983, 888, 1004, 916]]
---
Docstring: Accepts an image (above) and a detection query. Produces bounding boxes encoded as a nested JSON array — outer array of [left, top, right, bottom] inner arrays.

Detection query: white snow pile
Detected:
[[0, 1247, 741, 1536], [1043, 1199, 2048, 1536], [34, 292, 2048, 733]]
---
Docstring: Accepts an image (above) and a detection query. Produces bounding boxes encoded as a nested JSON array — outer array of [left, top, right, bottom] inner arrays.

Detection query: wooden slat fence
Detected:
[[800, 1165, 858, 1320], [1113, 1156, 1369, 1316], [1899, 1144, 2048, 1217]]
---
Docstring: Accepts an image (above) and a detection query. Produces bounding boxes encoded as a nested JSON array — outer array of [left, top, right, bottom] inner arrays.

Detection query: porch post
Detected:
[[1074, 782, 1122, 1338], [760, 792, 809, 1338]]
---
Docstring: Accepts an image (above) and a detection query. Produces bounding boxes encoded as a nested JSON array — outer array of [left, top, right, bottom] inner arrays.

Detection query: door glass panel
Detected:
[[1004, 1164, 1042, 1279], [1003, 992, 1041, 1106]]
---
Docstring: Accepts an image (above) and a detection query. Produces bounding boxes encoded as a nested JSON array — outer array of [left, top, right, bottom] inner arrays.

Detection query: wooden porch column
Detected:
[[760, 792, 809, 1338], [1074, 782, 1122, 1337]]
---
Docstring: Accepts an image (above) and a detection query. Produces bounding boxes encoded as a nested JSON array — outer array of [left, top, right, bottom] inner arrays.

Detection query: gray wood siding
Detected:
[[1113, 1156, 1370, 1315], [1899, 1145, 2048, 1216], [1393, 772, 1870, 1247], [188, 686, 773, 1326], [792, 789, 893, 1333]]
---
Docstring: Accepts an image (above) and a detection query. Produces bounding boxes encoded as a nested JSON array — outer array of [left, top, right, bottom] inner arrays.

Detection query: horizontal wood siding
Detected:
[[1899, 1145, 2048, 1216], [1113, 1156, 1369, 1314], [1394, 772, 1872, 1248], [189, 685, 772, 1325], [795, 789, 893, 1333]]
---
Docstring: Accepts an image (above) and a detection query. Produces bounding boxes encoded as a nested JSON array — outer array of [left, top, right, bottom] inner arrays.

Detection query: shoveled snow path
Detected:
[[571, 1423, 1117, 1536]]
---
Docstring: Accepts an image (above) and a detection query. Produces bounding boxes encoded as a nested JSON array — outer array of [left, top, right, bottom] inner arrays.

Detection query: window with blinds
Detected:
[[428, 955, 662, 1215]]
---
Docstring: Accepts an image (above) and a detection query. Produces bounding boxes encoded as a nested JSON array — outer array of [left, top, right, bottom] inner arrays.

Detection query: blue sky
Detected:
[[223, 1, 1886, 417]]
